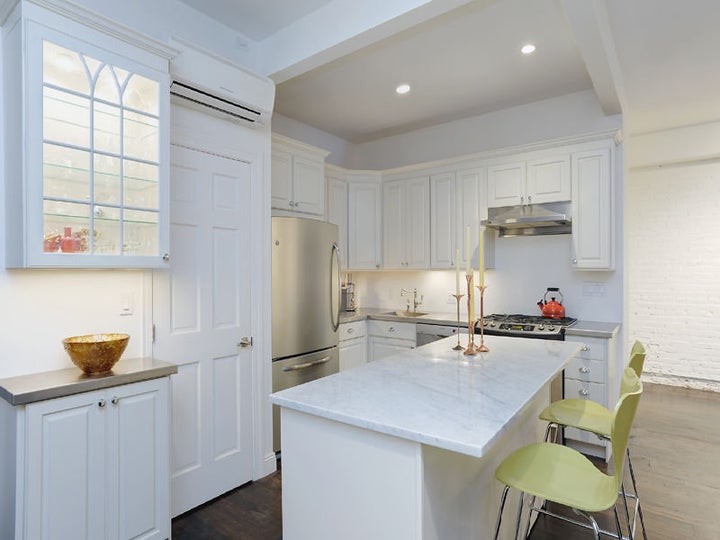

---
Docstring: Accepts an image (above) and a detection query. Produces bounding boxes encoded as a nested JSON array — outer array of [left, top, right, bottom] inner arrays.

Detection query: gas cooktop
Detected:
[[476, 313, 577, 339]]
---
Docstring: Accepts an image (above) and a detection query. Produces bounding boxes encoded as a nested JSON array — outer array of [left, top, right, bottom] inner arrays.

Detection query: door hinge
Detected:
[[152, 324, 156, 343]]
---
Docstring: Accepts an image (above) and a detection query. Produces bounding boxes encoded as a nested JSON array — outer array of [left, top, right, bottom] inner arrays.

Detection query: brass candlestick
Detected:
[[464, 273, 477, 355], [451, 294, 465, 350], [476, 284, 489, 352]]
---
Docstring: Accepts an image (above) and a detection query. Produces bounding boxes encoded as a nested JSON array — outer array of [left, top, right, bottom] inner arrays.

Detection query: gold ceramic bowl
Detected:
[[63, 333, 130, 374]]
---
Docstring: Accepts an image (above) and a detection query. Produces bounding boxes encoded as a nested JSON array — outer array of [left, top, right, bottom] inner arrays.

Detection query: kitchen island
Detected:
[[271, 336, 582, 540]]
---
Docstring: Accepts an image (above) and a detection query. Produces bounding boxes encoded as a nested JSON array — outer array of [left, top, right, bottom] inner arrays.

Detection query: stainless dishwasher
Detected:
[[416, 323, 466, 346]]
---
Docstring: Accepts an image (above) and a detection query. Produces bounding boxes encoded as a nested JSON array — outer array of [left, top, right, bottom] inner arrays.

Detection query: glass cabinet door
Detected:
[[41, 40, 161, 258]]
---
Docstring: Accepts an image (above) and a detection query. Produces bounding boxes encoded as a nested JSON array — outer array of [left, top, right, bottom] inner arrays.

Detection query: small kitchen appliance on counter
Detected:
[[538, 287, 566, 319]]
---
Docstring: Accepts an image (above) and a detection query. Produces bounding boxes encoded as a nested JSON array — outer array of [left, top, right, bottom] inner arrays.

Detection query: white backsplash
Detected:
[[350, 235, 622, 323]]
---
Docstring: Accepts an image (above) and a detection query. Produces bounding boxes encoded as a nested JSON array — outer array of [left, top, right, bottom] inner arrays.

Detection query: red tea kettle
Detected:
[[538, 287, 566, 319]]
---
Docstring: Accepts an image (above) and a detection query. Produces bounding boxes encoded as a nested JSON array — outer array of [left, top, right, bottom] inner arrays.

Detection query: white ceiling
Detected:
[[178, 0, 720, 142]]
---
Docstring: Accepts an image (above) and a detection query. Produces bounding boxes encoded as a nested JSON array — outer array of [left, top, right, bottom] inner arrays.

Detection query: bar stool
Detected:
[[493, 368, 643, 540], [538, 341, 647, 540]]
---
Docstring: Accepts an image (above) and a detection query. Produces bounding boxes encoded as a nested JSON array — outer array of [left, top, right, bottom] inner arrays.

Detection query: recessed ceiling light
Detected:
[[395, 83, 411, 95], [521, 44, 536, 55]]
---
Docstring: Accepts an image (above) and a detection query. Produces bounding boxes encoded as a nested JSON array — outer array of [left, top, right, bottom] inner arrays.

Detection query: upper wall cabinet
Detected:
[[271, 135, 329, 218], [487, 155, 571, 208], [3, 1, 174, 268], [383, 177, 430, 270], [571, 147, 614, 270], [430, 172, 456, 269], [326, 173, 348, 269], [347, 174, 382, 270]]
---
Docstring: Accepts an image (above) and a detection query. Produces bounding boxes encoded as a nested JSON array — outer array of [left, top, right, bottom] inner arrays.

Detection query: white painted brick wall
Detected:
[[626, 161, 720, 390]]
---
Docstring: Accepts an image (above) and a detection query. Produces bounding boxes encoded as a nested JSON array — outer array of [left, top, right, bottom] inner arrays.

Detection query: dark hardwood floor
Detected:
[[172, 383, 720, 539]]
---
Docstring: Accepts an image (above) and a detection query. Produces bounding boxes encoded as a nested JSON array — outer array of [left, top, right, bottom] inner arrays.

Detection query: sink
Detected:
[[389, 310, 429, 318]]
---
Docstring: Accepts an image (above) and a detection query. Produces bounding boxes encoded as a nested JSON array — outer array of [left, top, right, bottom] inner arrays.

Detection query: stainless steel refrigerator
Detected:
[[271, 216, 341, 452]]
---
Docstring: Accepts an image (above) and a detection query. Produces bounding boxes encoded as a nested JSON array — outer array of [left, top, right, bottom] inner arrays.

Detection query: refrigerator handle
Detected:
[[331, 242, 341, 332]]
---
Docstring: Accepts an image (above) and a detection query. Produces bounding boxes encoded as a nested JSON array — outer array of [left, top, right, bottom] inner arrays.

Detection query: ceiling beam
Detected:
[[259, 0, 482, 83], [558, 0, 625, 116]]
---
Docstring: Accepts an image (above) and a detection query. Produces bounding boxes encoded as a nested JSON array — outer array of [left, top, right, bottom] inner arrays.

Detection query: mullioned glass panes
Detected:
[[42, 41, 160, 257]]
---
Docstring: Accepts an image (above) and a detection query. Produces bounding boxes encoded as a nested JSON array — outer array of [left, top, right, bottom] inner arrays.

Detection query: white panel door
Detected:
[[430, 172, 456, 269], [292, 155, 325, 215], [271, 150, 292, 210], [404, 177, 430, 269], [326, 176, 348, 269], [527, 155, 571, 203], [25, 391, 106, 540], [154, 144, 254, 516], [487, 162, 525, 207], [383, 181, 405, 269], [111, 378, 170, 540], [348, 181, 382, 270]]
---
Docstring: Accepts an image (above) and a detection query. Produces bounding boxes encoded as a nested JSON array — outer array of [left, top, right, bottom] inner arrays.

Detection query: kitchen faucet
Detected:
[[400, 288, 423, 312]]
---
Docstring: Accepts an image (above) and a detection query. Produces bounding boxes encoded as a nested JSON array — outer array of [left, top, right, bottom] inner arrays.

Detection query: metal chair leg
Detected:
[[513, 492, 525, 540], [627, 448, 648, 540], [493, 485, 510, 540], [543, 422, 553, 442], [620, 480, 634, 540], [613, 506, 624, 540]]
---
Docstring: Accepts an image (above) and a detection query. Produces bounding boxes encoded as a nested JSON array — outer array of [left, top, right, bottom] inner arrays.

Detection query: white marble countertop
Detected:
[[271, 336, 582, 458]]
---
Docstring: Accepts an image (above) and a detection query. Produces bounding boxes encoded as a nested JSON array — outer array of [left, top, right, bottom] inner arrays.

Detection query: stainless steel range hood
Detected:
[[481, 202, 571, 237]]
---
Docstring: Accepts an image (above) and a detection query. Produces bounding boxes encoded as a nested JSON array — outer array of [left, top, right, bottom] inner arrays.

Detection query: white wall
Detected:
[[272, 113, 359, 167], [626, 123, 720, 391], [354, 90, 622, 170], [353, 234, 622, 323]]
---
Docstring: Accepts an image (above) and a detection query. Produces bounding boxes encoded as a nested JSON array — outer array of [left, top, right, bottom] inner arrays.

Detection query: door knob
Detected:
[[238, 336, 253, 348]]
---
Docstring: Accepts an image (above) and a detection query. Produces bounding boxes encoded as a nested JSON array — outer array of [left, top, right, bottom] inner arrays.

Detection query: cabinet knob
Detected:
[[111, 396, 119, 405], [376, 264, 380, 269], [579, 366, 590, 373], [572, 259, 577, 264], [528, 195, 532, 203], [289, 201, 294, 207], [521, 196, 524, 204], [347, 328, 354, 334], [162, 253, 170, 262], [579, 388, 589, 396], [388, 326, 396, 333], [98, 399, 106, 408], [582, 344, 590, 351]]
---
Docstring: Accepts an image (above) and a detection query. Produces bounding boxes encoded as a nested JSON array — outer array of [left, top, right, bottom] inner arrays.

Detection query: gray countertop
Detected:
[[340, 308, 620, 338], [0, 357, 178, 406]]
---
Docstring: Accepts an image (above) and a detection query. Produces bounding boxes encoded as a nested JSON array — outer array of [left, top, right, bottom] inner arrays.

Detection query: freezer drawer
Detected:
[[272, 347, 339, 452]]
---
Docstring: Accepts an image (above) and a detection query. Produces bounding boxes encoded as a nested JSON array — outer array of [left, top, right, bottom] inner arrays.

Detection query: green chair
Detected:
[[493, 368, 643, 540], [538, 341, 647, 539]]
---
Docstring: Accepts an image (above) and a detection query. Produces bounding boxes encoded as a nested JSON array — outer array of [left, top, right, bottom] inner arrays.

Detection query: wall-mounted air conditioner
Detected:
[[170, 38, 275, 127]]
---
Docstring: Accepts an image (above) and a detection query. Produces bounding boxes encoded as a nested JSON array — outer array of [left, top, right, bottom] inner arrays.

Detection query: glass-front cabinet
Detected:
[[3, 3, 171, 267]]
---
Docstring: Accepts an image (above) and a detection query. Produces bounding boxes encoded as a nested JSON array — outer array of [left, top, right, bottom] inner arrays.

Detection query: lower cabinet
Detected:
[[367, 320, 416, 362], [2, 377, 170, 540], [563, 334, 616, 460], [339, 320, 368, 371]]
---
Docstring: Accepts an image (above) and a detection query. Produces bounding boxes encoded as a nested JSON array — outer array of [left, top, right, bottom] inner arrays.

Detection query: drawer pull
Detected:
[[388, 326, 396, 333], [579, 388, 589, 396], [347, 328, 354, 334], [579, 366, 590, 374]]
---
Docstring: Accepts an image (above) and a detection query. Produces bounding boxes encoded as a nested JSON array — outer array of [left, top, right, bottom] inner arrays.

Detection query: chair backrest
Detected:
[[611, 368, 643, 489], [619, 341, 646, 396], [628, 340, 646, 378]]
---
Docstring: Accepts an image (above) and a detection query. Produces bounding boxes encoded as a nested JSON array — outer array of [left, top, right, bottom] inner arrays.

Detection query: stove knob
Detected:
[[538, 324, 545, 330], [548, 325, 555, 331], [490, 321, 496, 327]]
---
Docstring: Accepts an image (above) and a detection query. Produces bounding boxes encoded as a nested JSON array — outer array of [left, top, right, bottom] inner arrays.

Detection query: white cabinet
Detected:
[[383, 177, 430, 269], [487, 155, 570, 208], [430, 172, 456, 269], [456, 166, 494, 271], [3, 2, 173, 268], [347, 175, 382, 270], [1, 377, 171, 540], [339, 320, 367, 371], [367, 320, 415, 361], [563, 334, 616, 460], [271, 135, 329, 217], [571, 147, 614, 270], [326, 174, 348, 269]]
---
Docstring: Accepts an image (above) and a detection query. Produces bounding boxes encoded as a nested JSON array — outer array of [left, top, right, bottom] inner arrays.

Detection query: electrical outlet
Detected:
[[447, 290, 456, 304]]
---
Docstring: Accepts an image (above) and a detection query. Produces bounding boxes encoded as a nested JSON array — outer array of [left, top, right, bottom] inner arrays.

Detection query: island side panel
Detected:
[[281, 408, 423, 540], [422, 383, 551, 540]]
